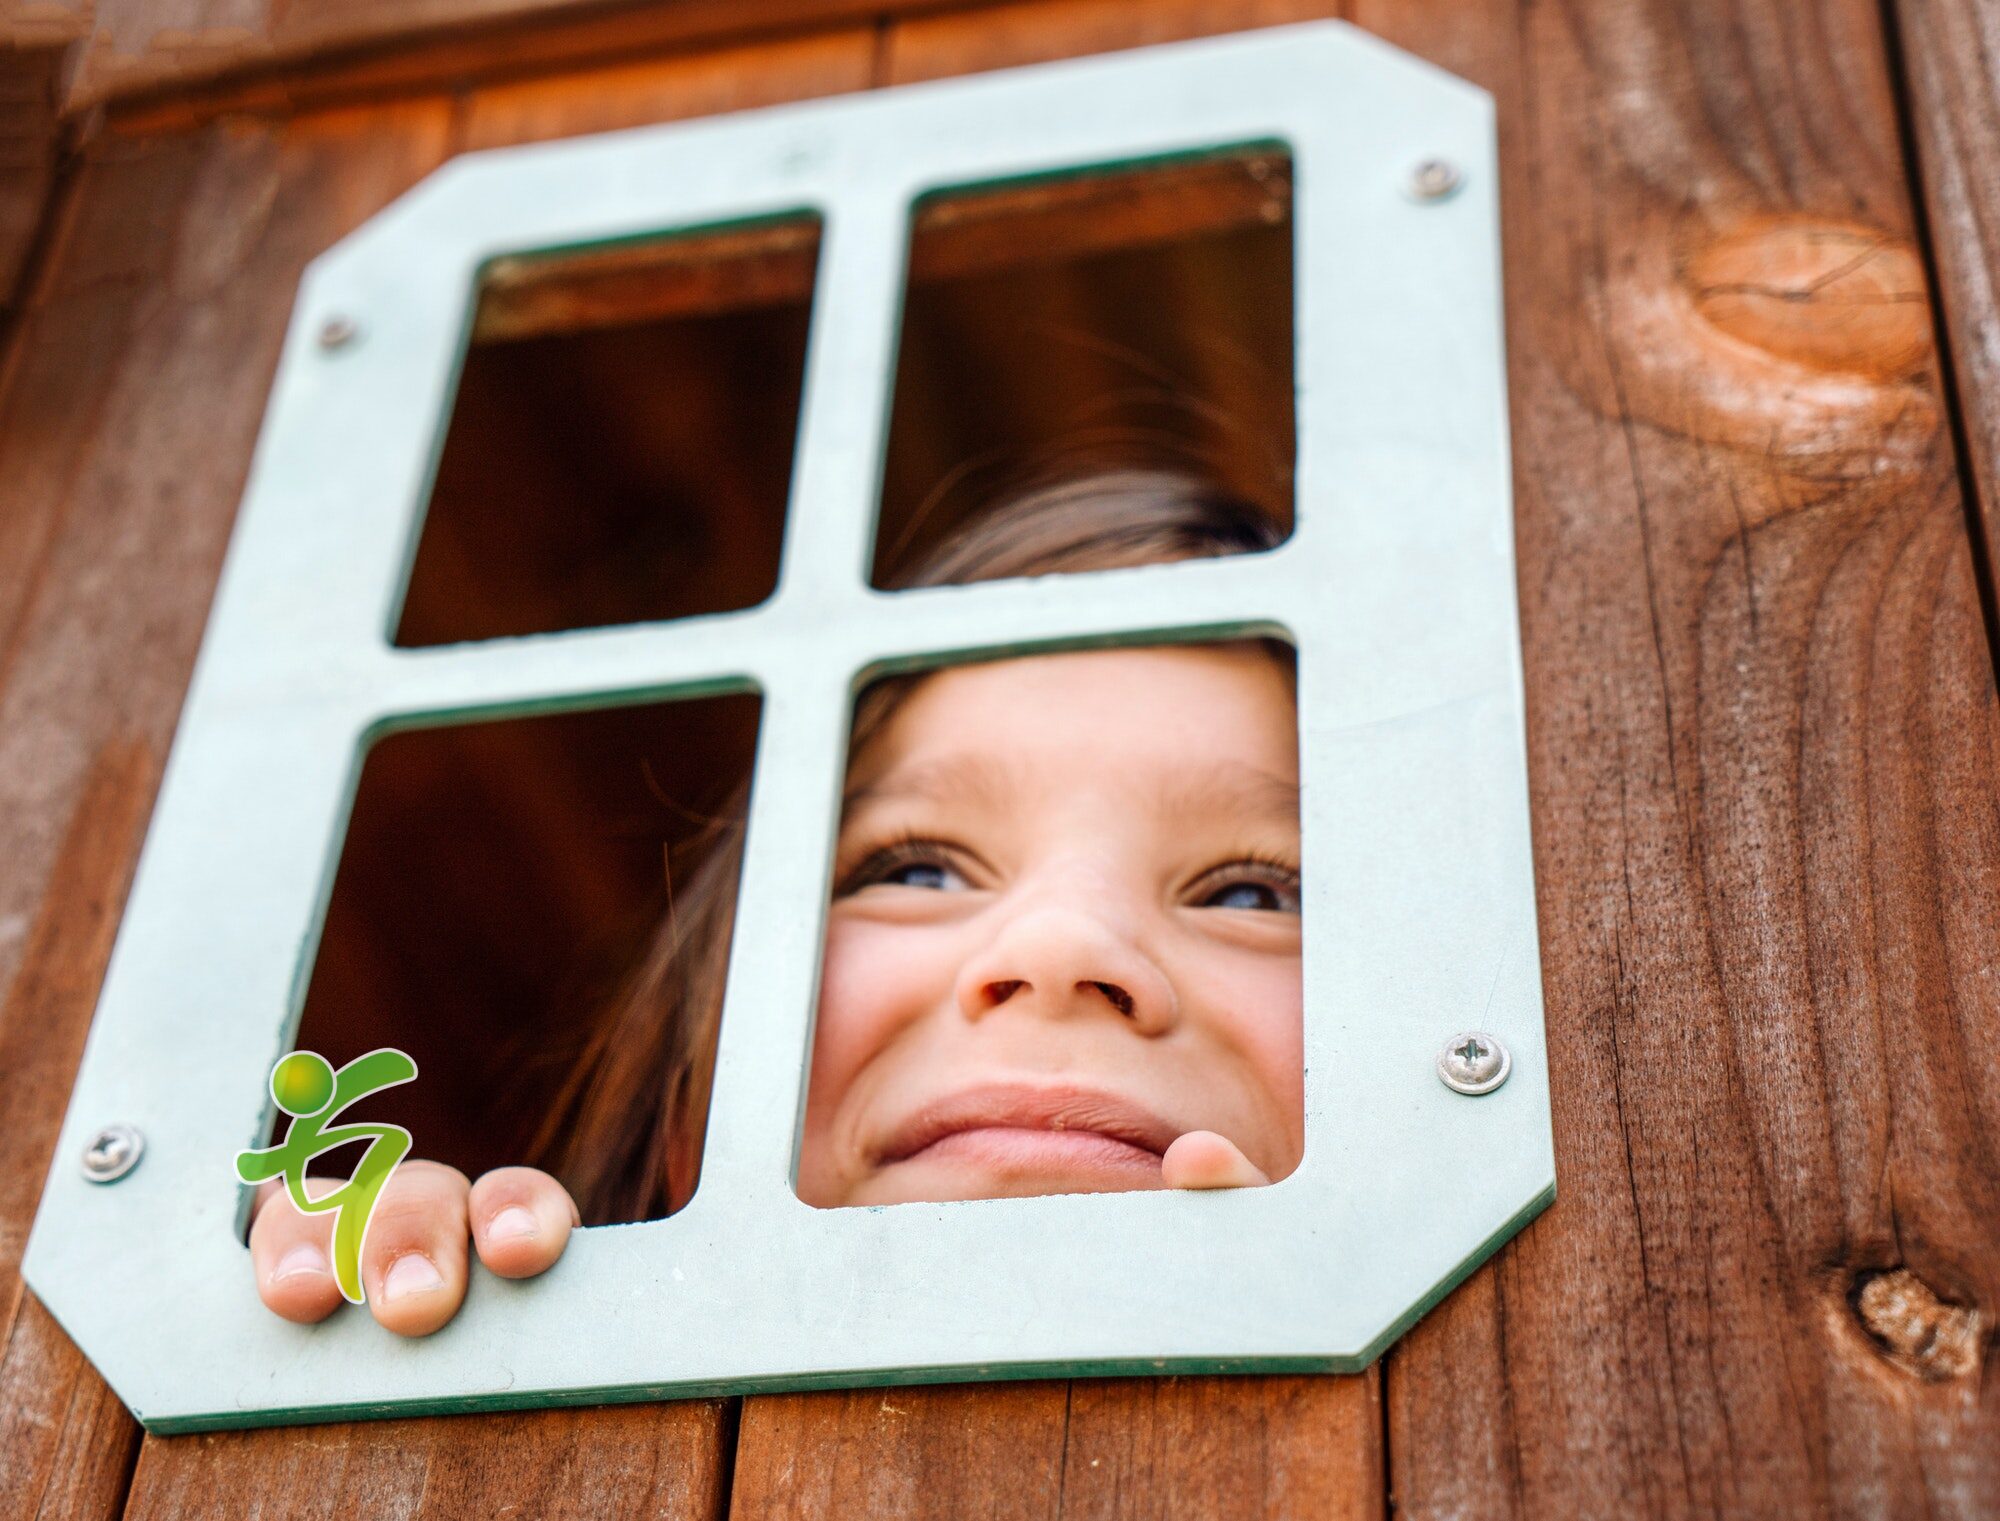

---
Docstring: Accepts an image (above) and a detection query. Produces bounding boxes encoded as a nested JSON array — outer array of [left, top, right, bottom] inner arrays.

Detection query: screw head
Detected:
[[81, 1123, 144, 1183], [317, 315, 360, 350], [1436, 1031, 1510, 1095], [1407, 157, 1464, 202]]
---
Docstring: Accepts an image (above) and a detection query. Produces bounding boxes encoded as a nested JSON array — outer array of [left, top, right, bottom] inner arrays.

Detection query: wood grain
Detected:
[[0, 741, 152, 1521], [73, 0, 949, 127], [732, 1381, 1071, 1519], [124, 1401, 737, 1520], [1348, 0, 2000, 1513], [729, 1374, 1380, 1520], [880, 0, 1339, 84], [455, 25, 875, 152], [1888, 0, 2000, 595]]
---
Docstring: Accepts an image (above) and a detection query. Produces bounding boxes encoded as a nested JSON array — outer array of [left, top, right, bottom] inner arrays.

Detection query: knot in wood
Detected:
[[1852, 1268, 1984, 1383], [1681, 220, 1930, 379]]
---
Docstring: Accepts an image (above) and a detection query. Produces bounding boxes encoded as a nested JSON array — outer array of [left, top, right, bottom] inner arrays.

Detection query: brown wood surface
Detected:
[[124, 1401, 737, 1521], [67, 0, 951, 125], [1890, 0, 2000, 599], [731, 1374, 1381, 1520], [0, 0, 1995, 1517], [0, 742, 151, 1521], [1352, 0, 2000, 1513]]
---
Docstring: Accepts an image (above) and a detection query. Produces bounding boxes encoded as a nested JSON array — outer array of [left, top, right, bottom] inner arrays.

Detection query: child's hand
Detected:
[[247, 1162, 580, 1336], [1161, 1131, 1273, 1189]]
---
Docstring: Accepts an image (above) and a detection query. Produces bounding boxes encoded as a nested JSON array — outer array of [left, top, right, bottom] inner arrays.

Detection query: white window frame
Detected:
[[24, 21, 1552, 1432]]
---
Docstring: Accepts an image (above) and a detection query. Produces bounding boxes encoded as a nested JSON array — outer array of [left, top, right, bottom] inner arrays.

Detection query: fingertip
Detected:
[[256, 1239, 344, 1324], [1162, 1130, 1270, 1190], [359, 1163, 470, 1337], [1161, 1130, 1219, 1188], [370, 1250, 462, 1338], [470, 1168, 576, 1280], [249, 1180, 344, 1323]]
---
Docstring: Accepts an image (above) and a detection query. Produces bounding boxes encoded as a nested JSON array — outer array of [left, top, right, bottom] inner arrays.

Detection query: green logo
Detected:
[[234, 1048, 418, 1305]]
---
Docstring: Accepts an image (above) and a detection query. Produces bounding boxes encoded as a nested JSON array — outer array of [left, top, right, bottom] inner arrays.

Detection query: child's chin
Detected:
[[852, 1127, 1169, 1205]]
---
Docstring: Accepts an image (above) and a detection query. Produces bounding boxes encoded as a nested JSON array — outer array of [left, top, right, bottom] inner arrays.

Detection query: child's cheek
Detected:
[[810, 916, 956, 1106], [1176, 950, 1305, 1142]]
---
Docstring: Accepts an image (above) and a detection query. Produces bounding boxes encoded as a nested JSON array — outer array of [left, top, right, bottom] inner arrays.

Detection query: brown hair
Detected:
[[530, 468, 1285, 1224]]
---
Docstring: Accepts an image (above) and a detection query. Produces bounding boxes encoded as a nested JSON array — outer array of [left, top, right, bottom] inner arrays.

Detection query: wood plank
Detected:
[[1058, 1374, 1380, 1521], [1341, 0, 2000, 1513], [124, 1401, 736, 1520], [455, 26, 876, 152], [75, 0, 958, 128], [1887, 0, 2000, 598], [729, 1375, 1380, 1520], [880, 0, 1340, 84], [732, 1381, 1070, 1519], [0, 742, 153, 1521]]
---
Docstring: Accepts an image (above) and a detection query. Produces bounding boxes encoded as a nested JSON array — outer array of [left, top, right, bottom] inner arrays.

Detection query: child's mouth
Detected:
[[872, 1081, 1178, 1186], [901, 1125, 1165, 1180]]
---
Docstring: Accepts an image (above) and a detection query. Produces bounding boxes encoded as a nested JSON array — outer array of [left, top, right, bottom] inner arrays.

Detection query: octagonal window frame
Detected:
[[24, 20, 1552, 1433]]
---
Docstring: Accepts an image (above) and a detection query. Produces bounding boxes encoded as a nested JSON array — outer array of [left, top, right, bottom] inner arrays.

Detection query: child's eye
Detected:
[[835, 838, 976, 896], [1188, 861, 1302, 914], [877, 860, 969, 892]]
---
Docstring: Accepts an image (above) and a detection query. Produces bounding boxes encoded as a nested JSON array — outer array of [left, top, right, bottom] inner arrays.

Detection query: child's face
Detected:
[[797, 643, 1303, 1207]]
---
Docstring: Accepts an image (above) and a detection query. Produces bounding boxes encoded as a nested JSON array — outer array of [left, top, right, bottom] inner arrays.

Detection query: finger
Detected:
[[1161, 1130, 1273, 1190], [469, 1167, 581, 1280], [248, 1176, 344, 1325], [357, 1160, 472, 1337]]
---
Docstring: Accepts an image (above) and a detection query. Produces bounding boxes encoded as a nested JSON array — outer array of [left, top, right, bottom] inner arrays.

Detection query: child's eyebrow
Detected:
[[1157, 762, 1300, 827], [841, 752, 1019, 814]]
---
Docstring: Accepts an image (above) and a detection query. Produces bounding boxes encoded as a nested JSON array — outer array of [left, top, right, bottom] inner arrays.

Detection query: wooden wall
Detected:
[[2, 0, 1998, 1515]]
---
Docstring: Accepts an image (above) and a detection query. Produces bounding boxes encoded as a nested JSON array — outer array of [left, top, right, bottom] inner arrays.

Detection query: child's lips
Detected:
[[905, 1126, 1165, 1180], [872, 1082, 1181, 1169]]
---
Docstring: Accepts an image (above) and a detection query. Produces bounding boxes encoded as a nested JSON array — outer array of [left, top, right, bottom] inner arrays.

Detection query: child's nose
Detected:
[[953, 905, 1179, 1035]]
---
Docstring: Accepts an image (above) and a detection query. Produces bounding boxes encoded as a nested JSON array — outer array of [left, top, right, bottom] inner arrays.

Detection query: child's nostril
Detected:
[[1087, 981, 1136, 1017], [984, 979, 1027, 1009]]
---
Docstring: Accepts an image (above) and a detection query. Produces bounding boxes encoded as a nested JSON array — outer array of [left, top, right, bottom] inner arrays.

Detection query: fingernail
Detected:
[[383, 1253, 445, 1302], [487, 1205, 539, 1243], [272, 1243, 329, 1283]]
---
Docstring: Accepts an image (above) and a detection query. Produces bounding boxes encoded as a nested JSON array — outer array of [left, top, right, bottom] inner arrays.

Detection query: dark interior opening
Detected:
[[393, 216, 821, 646], [873, 146, 1295, 586], [284, 692, 760, 1223]]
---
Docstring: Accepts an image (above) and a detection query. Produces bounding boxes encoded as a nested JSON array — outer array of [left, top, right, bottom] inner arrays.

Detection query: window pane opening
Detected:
[[393, 215, 820, 647], [798, 633, 1302, 1209], [275, 690, 761, 1229], [873, 149, 1294, 588]]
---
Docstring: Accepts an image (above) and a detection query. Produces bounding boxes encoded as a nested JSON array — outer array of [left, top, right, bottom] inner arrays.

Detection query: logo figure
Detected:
[[234, 1048, 418, 1305]]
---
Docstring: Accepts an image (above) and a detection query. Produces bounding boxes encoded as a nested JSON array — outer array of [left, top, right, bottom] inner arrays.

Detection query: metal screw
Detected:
[[317, 314, 361, 350], [1407, 157, 1464, 202], [1436, 1031, 1510, 1095], [81, 1123, 144, 1183]]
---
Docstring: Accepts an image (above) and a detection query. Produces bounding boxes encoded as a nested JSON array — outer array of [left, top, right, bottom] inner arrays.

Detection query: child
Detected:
[[247, 470, 1303, 1335]]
